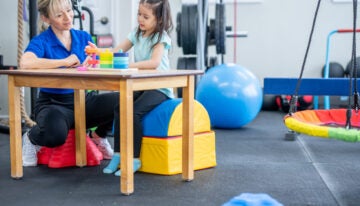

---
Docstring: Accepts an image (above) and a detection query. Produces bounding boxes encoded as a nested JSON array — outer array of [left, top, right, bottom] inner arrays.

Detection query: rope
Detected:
[[18, 0, 36, 127], [346, 0, 358, 129], [288, 0, 322, 115]]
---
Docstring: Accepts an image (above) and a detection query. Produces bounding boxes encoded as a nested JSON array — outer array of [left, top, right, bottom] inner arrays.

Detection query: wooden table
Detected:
[[0, 68, 203, 195]]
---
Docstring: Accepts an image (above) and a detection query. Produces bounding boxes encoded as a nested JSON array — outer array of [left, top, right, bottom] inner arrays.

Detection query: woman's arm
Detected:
[[20, 52, 81, 70], [129, 43, 164, 70]]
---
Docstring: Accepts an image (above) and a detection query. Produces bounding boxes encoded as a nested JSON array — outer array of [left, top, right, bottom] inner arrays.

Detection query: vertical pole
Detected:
[[29, 0, 38, 115], [196, 0, 208, 82]]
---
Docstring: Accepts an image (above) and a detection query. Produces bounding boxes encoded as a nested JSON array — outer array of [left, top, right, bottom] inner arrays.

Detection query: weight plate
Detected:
[[177, 57, 187, 69], [176, 12, 182, 47], [181, 4, 198, 55], [177, 57, 197, 97]]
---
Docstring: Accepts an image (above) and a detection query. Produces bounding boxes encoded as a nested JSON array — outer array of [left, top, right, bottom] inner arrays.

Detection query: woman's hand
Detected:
[[65, 54, 81, 68]]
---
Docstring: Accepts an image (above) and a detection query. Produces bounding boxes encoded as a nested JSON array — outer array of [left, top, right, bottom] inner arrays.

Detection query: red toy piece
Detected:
[[85, 47, 100, 68]]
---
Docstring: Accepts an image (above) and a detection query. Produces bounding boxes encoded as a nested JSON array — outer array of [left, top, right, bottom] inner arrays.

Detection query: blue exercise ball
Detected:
[[196, 63, 263, 128]]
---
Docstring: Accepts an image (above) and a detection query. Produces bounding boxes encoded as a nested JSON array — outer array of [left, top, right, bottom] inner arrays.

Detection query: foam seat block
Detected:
[[142, 98, 211, 137], [37, 129, 103, 168], [139, 131, 216, 175]]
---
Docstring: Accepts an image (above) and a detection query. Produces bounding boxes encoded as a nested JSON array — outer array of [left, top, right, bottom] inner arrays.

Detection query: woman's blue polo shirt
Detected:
[[24, 26, 92, 94]]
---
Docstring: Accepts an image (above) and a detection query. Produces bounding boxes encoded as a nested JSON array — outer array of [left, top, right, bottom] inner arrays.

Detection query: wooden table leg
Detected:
[[182, 75, 194, 181], [74, 89, 87, 167], [119, 80, 134, 195], [8, 76, 23, 178]]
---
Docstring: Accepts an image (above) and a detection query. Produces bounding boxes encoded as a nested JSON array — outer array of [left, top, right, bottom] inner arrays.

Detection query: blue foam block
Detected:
[[142, 98, 182, 137]]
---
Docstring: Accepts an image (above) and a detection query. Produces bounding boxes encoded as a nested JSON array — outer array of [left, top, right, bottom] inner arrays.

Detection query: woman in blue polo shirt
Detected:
[[20, 0, 117, 166]]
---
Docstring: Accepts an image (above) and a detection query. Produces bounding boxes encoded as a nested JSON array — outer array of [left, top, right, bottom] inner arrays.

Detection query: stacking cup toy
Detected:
[[113, 51, 129, 69], [99, 49, 113, 68]]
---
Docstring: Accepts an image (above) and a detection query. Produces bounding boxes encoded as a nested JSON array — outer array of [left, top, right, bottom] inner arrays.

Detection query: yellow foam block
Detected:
[[139, 131, 216, 175], [167, 101, 211, 136]]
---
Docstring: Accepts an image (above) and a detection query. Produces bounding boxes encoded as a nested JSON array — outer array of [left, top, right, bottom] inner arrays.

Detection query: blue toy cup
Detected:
[[113, 52, 129, 69]]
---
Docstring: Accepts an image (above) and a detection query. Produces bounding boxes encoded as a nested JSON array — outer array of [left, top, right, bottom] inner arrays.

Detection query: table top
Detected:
[[0, 68, 204, 79]]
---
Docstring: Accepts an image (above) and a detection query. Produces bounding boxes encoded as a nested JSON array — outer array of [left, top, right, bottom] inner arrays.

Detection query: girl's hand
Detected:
[[85, 41, 98, 55], [65, 54, 81, 68]]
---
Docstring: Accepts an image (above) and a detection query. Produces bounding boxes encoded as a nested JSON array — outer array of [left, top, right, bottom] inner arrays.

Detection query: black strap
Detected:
[[346, 0, 358, 129], [289, 0, 322, 115]]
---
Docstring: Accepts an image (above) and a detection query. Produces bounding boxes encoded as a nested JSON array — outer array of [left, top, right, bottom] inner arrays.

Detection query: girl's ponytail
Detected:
[[162, 0, 173, 33]]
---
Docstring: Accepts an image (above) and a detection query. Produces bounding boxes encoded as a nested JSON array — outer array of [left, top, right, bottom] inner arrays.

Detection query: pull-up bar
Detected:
[[263, 77, 359, 96], [317, 28, 360, 109]]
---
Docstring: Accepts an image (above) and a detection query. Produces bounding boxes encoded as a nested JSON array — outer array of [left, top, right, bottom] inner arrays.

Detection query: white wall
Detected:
[[0, 0, 357, 116], [222, 0, 356, 83], [0, 0, 25, 117], [173, 0, 357, 83]]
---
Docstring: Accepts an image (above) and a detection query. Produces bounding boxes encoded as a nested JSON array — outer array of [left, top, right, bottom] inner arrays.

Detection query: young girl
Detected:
[[88, 0, 174, 176], [20, 0, 118, 166]]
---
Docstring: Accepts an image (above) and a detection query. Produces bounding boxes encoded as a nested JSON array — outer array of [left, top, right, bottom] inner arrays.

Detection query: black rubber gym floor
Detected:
[[0, 110, 359, 206]]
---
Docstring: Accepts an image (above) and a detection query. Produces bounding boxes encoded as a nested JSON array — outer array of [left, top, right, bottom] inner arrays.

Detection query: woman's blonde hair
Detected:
[[37, 0, 73, 32]]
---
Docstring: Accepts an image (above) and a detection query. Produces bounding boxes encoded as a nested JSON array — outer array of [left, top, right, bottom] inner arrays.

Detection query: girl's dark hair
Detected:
[[136, 0, 173, 49]]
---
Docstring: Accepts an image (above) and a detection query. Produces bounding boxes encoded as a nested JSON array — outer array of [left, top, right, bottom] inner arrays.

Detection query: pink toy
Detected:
[[77, 66, 88, 71]]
